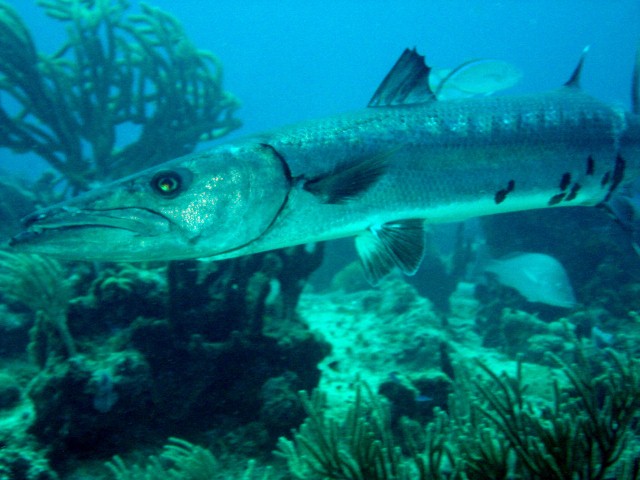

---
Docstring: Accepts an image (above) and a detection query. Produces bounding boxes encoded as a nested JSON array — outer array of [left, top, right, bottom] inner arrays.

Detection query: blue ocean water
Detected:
[[1, 2, 640, 479], [5, 0, 640, 178]]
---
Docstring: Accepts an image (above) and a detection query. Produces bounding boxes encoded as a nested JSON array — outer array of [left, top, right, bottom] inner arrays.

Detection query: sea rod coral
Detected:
[[0, 0, 240, 192], [277, 351, 640, 479]]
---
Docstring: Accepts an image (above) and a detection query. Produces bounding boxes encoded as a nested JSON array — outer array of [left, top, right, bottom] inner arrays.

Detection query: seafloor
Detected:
[[0, 221, 639, 479], [0, 0, 639, 477]]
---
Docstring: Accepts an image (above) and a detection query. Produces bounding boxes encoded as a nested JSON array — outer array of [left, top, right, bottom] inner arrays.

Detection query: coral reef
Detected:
[[0, 444, 59, 480], [278, 349, 640, 479], [28, 350, 154, 462], [106, 437, 273, 480], [0, 236, 639, 478], [0, 246, 329, 475], [107, 437, 221, 480], [287, 275, 640, 479], [4, 239, 636, 479], [0, 0, 241, 191], [0, 371, 22, 410], [277, 385, 410, 480], [407, 224, 473, 312], [0, 252, 76, 364], [471, 351, 640, 479]]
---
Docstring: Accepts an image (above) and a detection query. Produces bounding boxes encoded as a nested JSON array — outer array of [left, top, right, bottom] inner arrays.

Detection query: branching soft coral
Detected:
[[0, 0, 241, 192], [473, 351, 640, 479], [277, 351, 640, 480], [277, 385, 418, 480], [0, 251, 76, 361], [106, 437, 272, 480]]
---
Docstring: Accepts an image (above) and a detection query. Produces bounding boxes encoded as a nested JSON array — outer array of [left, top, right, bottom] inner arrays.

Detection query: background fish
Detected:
[[429, 59, 523, 100], [484, 252, 577, 308]]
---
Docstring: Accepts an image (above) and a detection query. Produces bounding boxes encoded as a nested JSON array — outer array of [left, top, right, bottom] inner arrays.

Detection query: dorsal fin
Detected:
[[564, 46, 590, 88], [368, 48, 436, 107], [632, 44, 639, 115]]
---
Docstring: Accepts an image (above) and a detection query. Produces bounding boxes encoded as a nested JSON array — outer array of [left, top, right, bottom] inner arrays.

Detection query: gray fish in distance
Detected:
[[9, 46, 640, 284], [484, 253, 577, 308], [429, 58, 522, 99]]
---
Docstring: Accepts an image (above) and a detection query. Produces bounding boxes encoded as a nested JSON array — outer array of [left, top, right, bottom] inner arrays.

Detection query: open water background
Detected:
[[5, 0, 640, 179]]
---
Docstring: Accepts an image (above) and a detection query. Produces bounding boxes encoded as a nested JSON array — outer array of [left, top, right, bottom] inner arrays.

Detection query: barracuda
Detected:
[[8, 48, 640, 282]]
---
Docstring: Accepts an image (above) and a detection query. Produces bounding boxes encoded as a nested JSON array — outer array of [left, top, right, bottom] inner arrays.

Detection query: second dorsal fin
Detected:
[[564, 46, 590, 88], [368, 48, 436, 107]]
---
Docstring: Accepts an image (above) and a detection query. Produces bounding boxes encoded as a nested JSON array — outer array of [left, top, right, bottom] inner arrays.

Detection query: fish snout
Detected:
[[12, 205, 173, 245], [8, 229, 38, 247], [9, 206, 89, 247], [8, 203, 176, 260], [21, 206, 76, 230]]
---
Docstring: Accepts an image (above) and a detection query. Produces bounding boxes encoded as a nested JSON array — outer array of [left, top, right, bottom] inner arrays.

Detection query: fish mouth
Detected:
[[9, 206, 172, 247]]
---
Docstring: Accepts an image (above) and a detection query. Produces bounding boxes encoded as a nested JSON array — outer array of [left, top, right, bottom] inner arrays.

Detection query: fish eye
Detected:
[[151, 170, 183, 197]]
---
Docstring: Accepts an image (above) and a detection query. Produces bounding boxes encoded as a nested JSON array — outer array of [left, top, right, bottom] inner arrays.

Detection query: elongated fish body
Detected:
[[9, 48, 640, 282], [257, 89, 638, 244]]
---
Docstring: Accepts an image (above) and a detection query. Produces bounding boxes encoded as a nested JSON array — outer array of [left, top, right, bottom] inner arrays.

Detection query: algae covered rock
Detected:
[[0, 372, 21, 410], [0, 304, 30, 358], [379, 372, 453, 428], [126, 315, 328, 437], [23, 246, 329, 466], [259, 373, 307, 439], [0, 445, 59, 480], [68, 263, 167, 338], [27, 351, 153, 459]]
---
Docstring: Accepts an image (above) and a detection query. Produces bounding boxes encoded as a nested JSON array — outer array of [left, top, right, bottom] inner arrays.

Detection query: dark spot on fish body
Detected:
[[494, 179, 515, 204], [548, 193, 565, 206], [604, 154, 626, 202], [586, 156, 595, 176], [559, 172, 571, 191], [565, 183, 581, 201], [601, 171, 611, 187]]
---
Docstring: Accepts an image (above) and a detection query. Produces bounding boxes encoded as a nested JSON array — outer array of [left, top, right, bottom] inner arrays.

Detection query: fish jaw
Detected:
[[9, 204, 183, 262]]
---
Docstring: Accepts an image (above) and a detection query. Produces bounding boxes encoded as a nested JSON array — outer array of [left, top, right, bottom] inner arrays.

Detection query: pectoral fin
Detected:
[[303, 151, 390, 204], [355, 219, 426, 284]]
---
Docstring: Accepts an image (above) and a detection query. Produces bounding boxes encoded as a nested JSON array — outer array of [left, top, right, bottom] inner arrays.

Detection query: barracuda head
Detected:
[[9, 143, 291, 262]]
